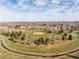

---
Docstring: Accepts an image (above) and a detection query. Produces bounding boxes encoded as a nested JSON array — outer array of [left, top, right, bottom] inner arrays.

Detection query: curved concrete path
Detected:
[[1, 40, 79, 58]]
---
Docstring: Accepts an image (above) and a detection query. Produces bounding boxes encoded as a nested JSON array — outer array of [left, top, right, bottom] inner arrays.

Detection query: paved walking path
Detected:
[[1, 40, 79, 58]]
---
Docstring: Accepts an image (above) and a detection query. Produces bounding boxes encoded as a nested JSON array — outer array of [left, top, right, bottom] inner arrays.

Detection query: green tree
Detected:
[[18, 31, 22, 36], [62, 36, 65, 41], [21, 34, 26, 40], [42, 29, 52, 33], [44, 38, 50, 45], [38, 37, 44, 45], [47, 30, 52, 33], [59, 28, 63, 33], [68, 34, 72, 40], [64, 33, 67, 36], [34, 37, 44, 45]]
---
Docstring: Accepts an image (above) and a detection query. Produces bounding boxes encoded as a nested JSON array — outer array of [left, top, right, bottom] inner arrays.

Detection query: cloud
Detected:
[[0, 0, 79, 22]]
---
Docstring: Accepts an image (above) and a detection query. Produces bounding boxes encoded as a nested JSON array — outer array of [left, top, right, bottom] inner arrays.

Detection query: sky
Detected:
[[0, 0, 79, 22]]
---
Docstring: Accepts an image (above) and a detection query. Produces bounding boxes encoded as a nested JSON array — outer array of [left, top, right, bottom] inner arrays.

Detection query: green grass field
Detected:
[[0, 48, 79, 59], [4, 38, 79, 54], [0, 48, 34, 59], [1, 30, 79, 59], [3, 31, 79, 54]]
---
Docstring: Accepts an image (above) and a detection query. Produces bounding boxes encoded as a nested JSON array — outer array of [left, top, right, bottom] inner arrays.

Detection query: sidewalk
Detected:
[[1, 39, 79, 58]]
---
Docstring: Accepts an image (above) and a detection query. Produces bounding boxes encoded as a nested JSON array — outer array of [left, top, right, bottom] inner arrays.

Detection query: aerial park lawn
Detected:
[[3, 30, 79, 55]]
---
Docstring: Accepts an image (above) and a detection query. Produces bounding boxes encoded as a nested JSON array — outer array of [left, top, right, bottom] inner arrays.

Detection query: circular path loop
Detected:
[[1, 40, 79, 58]]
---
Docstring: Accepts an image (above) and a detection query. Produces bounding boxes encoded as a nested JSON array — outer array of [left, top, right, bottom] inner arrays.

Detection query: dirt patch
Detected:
[[33, 32, 45, 35]]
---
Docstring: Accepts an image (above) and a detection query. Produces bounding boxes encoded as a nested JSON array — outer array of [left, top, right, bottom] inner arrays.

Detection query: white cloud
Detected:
[[0, 0, 79, 22], [33, 0, 48, 6], [51, 0, 60, 4]]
